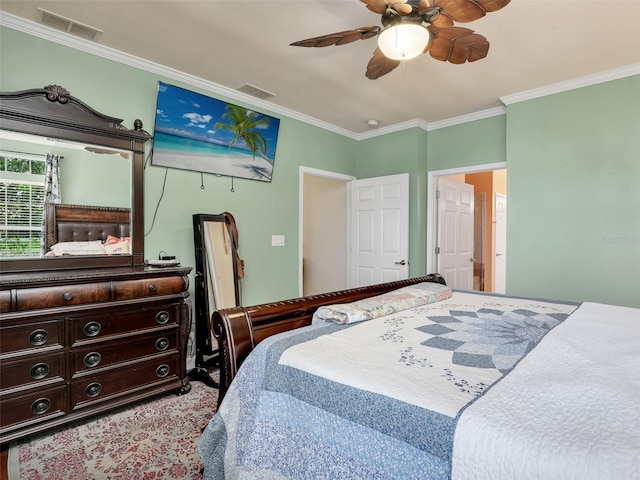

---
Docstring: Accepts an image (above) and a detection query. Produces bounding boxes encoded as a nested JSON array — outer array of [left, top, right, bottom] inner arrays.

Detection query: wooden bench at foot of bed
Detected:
[[211, 274, 446, 406]]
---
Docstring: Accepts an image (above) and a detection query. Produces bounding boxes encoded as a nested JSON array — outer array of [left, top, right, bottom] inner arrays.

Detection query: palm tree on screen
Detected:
[[214, 104, 270, 161]]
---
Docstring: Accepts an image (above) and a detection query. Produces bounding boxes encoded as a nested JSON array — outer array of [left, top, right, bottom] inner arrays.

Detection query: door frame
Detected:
[[426, 162, 506, 275], [299, 166, 355, 297], [493, 192, 507, 293]]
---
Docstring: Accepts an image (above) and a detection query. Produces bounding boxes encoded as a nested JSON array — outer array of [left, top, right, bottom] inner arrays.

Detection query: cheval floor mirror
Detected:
[[191, 213, 242, 387]]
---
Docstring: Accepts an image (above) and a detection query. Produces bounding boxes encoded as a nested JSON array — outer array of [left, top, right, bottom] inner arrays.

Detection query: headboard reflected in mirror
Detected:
[[44, 203, 131, 255], [0, 85, 151, 273]]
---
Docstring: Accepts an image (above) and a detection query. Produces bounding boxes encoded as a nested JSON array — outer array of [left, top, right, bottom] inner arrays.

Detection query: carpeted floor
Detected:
[[7, 380, 218, 480]]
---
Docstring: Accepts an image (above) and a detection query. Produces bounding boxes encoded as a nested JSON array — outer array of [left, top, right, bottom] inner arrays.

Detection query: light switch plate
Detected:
[[271, 235, 285, 246]]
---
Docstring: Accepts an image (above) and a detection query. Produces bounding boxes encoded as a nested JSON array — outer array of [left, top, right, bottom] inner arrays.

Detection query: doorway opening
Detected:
[[299, 167, 354, 297], [427, 162, 507, 293]]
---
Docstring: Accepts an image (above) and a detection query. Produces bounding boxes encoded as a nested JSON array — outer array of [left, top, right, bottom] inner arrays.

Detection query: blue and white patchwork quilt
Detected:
[[199, 291, 640, 480]]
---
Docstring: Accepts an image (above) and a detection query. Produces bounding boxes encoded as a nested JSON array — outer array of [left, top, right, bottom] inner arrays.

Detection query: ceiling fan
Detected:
[[290, 0, 511, 79]]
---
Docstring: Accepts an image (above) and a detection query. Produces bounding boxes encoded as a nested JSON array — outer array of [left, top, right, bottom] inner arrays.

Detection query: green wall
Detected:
[[2, 26, 638, 308], [506, 77, 640, 307]]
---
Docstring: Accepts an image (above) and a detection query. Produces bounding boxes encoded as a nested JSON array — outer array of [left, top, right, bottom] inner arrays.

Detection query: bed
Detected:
[[44, 203, 131, 255], [200, 275, 640, 480]]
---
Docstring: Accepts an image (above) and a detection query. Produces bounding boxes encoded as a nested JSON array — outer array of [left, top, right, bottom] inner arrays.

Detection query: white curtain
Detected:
[[40, 153, 61, 255]]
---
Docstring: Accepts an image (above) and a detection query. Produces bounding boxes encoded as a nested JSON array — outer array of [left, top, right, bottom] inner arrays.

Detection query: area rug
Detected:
[[8, 380, 218, 480]]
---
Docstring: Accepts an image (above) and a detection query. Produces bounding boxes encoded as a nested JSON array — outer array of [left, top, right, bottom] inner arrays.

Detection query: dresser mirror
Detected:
[[0, 85, 151, 273]]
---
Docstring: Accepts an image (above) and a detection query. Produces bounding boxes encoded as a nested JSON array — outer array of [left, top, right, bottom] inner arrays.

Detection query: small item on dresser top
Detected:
[[146, 251, 180, 267], [146, 259, 180, 267]]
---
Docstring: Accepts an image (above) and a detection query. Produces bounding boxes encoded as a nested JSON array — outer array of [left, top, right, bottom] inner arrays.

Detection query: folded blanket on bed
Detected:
[[312, 281, 453, 324]]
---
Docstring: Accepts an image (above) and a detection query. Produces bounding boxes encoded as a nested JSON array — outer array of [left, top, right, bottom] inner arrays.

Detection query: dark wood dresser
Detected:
[[0, 265, 192, 444]]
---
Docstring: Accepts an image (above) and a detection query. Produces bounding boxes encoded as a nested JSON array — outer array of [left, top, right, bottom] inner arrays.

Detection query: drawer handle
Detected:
[[156, 364, 170, 378], [155, 337, 169, 351], [85, 382, 102, 398], [30, 363, 50, 380], [155, 311, 170, 325], [83, 352, 102, 368], [83, 321, 102, 337], [63, 292, 74, 301], [31, 398, 51, 415], [29, 329, 49, 346], [149, 283, 158, 292]]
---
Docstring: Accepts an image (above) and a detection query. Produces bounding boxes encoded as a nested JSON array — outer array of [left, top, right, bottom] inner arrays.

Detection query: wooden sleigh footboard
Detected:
[[211, 274, 446, 406]]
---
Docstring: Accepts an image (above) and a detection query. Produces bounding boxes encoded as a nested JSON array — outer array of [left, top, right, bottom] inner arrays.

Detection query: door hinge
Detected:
[[436, 190, 441, 199], [435, 246, 440, 255]]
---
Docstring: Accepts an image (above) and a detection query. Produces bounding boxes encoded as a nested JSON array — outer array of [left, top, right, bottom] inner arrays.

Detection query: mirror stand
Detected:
[[191, 213, 241, 387]]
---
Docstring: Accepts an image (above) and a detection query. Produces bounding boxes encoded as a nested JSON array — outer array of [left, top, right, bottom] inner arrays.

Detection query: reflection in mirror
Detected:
[[192, 213, 242, 387], [0, 131, 131, 259]]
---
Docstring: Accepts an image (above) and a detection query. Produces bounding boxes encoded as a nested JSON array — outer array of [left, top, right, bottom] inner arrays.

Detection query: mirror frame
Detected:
[[0, 85, 151, 273], [191, 213, 241, 387]]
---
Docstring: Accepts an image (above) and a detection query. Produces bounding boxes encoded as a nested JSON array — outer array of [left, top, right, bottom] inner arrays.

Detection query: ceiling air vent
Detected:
[[236, 83, 276, 101], [37, 8, 103, 42]]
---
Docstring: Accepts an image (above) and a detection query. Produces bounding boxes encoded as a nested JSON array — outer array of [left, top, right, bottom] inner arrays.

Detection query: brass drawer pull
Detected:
[[156, 364, 170, 378], [155, 337, 169, 351], [83, 352, 102, 368], [155, 311, 170, 325], [85, 382, 102, 398], [29, 329, 49, 346], [31, 398, 51, 415], [83, 321, 102, 337], [30, 363, 50, 380], [149, 283, 157, 292], [63, 292, 73, 301]]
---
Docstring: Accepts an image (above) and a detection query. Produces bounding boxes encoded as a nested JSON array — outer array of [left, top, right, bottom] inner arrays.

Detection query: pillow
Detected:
[[103, 235, 131, 255], [49, 240, 106, 256], [312, 281, 453, 325]]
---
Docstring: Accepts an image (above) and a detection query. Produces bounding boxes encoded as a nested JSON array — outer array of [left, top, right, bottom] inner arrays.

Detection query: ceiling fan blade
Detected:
[[291, 27, 381, 48], [429, 11, 455, 28], [433, 0, 486, 22], [360, 0, 389, 14], [428, 26, 489, 63], [366, 48, 401, 79], [475, 0, 511, 13], [388, 0, 414, 15]]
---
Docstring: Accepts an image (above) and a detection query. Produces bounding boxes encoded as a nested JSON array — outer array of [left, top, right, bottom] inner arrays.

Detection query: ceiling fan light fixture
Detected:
[[377, 23, 429, 61]]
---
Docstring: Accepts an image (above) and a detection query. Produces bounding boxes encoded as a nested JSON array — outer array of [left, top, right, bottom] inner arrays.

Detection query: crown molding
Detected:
[[500, 63, 640, 106], [355, 118, 429, 140], [0, 12, 358, 140], [426, 106, 506, 131], [2, 12, 638, 141]]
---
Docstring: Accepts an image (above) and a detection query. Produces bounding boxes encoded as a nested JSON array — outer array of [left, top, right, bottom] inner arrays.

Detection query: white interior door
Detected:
[[349, 173, 409, 288], [436, 177, 474, 289], [494, 193, 507, 294]]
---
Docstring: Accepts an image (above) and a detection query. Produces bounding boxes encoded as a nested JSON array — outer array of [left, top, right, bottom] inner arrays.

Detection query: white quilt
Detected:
[[452, 302, 640, 479]]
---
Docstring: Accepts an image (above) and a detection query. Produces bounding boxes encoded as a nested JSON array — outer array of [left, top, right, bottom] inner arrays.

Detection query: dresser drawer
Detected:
[[0, 290, 10, 313], [71, 330, 178, 374], [0, 319, 64, 356], [15, 283, 111, 311], [0, 352, 65, 393], [69, 303, 180, 345], [0, 386, 67, 434], [70, 355, 179, 409], [114, 276, 185, 300]]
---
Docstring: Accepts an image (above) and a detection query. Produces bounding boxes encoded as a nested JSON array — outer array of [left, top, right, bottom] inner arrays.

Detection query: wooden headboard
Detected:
[[212, 273, 447, 406], [44, 203, 130, 251]]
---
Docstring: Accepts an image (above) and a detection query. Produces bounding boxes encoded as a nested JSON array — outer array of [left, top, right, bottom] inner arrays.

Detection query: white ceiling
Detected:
[[2, 1, 640, 135]]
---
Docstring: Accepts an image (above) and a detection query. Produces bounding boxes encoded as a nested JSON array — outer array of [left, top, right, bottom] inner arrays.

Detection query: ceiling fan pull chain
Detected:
[[200, 172, 205, 189], [231, 176, 235, 193]]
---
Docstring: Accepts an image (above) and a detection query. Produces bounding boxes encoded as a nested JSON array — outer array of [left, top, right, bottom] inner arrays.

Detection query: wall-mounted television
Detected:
[[151, 82, 280, 182]]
